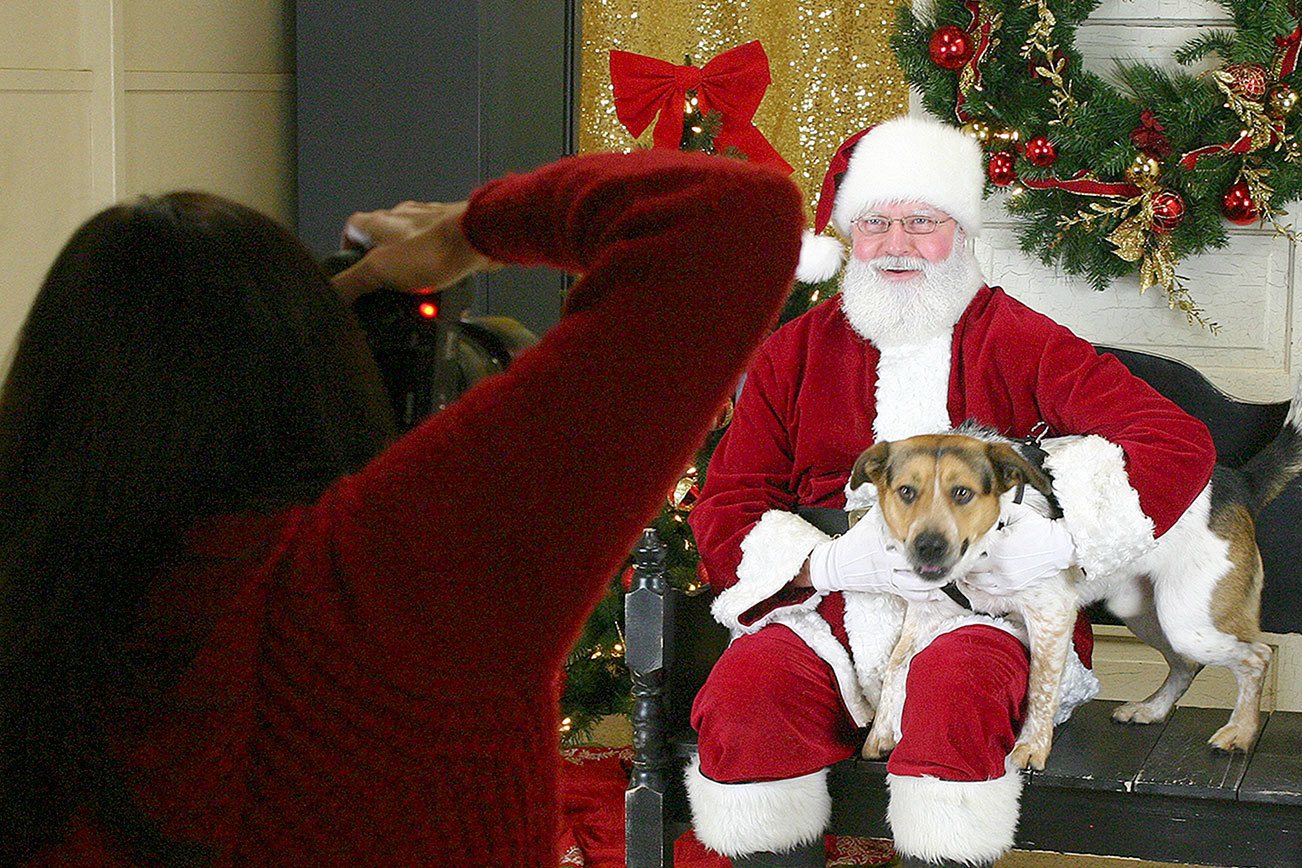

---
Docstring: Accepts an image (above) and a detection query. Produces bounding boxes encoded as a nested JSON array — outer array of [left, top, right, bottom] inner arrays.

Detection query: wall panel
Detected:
[[0, 90, 95, 357], [0, 2, 85, 70], [122, 0, 292, 73], [123, 85, 295, 221]]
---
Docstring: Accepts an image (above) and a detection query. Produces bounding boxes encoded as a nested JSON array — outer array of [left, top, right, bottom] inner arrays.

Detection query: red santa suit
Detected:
[[685, 285, 1216, 862]]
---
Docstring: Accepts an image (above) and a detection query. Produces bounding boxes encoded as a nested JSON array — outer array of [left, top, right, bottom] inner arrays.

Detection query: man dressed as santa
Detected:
[[685, 116, 1216, 867]]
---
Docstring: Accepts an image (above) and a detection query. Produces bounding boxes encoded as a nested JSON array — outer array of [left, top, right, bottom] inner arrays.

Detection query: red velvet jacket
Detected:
[[37, 151, 803, 865], [693, 286, 1216, 592]]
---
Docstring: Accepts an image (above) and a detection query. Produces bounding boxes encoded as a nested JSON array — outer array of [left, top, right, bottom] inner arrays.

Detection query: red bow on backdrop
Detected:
[[609, 40, 793, 174]]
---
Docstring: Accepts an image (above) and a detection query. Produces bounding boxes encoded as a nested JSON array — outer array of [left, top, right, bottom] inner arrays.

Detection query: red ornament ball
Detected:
[[1221, 181, 1259, 225], [1150, 190, 1186, 234], [1224, 63, 1268, 100], [1023, 136, 1058, 167], [929, 26, 974, 71], [988, 152, 1017, 186]]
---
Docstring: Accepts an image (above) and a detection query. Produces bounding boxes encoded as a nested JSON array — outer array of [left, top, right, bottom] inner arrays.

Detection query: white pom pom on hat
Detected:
[[794, 116, 985, 284]]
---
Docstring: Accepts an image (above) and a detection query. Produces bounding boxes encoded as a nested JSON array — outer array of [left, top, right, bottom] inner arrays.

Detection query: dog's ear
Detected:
[[850, 441, 892, 490], [986, 442, 1055, 500]]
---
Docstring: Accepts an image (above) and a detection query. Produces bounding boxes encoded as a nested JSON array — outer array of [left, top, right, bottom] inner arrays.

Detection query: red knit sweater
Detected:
[[39, 152, 803, 865]]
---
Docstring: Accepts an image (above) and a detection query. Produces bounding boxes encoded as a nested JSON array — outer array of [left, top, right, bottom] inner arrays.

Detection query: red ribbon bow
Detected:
[[609, 41, 792, 174], [1275, 23, 1302, 78]]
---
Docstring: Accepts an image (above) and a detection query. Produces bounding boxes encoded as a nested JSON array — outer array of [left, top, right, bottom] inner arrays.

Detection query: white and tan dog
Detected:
[[850, 399, 1302, 769]]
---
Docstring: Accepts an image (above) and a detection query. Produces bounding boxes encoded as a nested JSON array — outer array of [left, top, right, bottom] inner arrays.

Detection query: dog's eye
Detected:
[[897, 485, 916, 504], [952, 486, 973, 505]]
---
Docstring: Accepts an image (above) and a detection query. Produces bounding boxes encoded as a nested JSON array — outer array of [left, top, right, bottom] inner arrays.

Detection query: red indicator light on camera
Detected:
[[418, 302, 438, 319]]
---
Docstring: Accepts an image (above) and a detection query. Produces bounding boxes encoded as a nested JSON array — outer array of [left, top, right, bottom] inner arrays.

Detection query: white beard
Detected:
[[839, 242, 985, 346]]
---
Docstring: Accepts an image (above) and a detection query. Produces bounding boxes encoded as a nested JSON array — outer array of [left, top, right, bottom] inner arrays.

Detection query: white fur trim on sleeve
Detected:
[[795, 230, 844, 283], [887, 763, 1022, 865], [685, 754, 830, 858], [844, 478, 879, 513], [711, 510, 829, 631], [1041, 435, 1156, 581]]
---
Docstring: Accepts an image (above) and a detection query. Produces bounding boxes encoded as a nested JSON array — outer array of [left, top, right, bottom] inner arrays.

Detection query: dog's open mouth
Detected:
[[913, 563, 950, 581]]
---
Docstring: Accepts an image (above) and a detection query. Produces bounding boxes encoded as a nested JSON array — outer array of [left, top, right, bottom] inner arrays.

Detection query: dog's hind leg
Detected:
[[1210, 638, 1271, 751], [1112, 605, 1203, 725]]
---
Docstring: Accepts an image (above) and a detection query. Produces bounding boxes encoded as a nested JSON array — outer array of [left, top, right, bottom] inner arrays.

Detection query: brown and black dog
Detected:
[[848, 431, 1076, 769], [848, 405, 1302, 769]]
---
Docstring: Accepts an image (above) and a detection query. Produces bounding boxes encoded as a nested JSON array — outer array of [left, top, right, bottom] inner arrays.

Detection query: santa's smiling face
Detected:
[[839, 199, 984, 346], [849, 200, 957, 271]]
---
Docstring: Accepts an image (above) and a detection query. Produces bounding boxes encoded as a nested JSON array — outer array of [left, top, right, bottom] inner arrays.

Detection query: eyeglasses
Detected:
[[851, 215, 953, 236]]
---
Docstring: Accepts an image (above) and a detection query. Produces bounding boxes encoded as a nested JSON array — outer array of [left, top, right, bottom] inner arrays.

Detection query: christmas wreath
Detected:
[[893, 0, 1302, 328]]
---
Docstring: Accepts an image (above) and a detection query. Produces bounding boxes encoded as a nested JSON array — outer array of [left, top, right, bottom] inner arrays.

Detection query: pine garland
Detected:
[[894, 0, 1302, 329]]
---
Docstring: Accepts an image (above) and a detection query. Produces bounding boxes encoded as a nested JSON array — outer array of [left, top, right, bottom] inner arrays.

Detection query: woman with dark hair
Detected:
[[0, 150, 804, 864]]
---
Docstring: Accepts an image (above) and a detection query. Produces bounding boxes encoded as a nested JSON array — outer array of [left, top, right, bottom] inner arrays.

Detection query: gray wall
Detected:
[[296, 0, 578, 334]]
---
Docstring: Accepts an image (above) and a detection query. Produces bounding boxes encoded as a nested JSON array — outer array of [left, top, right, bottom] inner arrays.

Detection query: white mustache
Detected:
[[871, 256, 930, 273]]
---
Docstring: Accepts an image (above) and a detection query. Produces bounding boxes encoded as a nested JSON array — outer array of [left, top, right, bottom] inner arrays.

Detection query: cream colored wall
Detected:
[[0, 0, 294, 363]]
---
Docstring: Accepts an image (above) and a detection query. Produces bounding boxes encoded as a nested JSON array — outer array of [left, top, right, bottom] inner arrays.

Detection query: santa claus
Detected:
[[685, 116, 1215, 867]]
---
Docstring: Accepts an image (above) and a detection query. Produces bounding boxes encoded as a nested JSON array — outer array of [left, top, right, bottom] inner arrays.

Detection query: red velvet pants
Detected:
[[691, 623, 1032, 783]]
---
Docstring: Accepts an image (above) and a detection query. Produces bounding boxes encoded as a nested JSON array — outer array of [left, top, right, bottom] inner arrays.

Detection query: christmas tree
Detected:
[[559, 51, 836, 744]]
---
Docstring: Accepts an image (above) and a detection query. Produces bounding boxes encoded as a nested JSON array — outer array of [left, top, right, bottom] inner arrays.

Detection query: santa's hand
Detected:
[[967, 504, 1075, 594], [808, 517, 947, 602]]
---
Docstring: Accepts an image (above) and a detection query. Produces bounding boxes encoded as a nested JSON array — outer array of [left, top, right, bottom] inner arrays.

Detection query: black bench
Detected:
[[625, 346, 1302, 868]]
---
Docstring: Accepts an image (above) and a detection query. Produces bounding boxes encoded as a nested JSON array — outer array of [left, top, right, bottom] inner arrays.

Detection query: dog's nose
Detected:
[[912, 531, 950, 565]]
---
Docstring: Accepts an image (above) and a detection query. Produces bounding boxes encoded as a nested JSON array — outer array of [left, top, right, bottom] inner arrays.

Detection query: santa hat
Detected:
[[795, 116, 986, 283]]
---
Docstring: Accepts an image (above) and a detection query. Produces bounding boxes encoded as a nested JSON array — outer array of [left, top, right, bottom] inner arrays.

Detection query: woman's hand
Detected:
[[331, 201, 501, 303]]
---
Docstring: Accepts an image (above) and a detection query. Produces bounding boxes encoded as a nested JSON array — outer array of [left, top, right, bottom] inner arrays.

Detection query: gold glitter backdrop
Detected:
[[578, 0, 909, 219]]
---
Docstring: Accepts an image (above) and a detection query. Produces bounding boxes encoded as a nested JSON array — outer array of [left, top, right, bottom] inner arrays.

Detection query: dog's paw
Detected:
[[1009, 739, 1050, 770], [861, 729, 896, 759], [1112, 700, 1169, 725], [1209, 722, 1256, 753]]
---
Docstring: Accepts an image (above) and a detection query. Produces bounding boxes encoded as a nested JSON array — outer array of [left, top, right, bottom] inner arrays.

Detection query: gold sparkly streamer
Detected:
[[578, 0, 908, 220]]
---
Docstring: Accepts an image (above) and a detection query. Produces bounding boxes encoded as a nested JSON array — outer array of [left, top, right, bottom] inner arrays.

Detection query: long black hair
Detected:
[[0, 192, 395, 861]]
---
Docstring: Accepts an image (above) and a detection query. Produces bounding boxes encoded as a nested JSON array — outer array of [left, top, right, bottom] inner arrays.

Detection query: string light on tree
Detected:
[[1269, 84, 1299, 117]]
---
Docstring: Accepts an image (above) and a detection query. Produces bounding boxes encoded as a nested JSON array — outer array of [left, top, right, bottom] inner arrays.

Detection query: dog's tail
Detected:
[[1239, 375, 1302, 512]]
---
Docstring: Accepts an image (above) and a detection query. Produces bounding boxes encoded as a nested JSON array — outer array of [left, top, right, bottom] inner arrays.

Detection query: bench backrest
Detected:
[[1096, 346, 1299, 634]]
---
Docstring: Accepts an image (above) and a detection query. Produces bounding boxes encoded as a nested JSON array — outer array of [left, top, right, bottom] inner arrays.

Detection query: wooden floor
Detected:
[[998, 853, 1211, 868]]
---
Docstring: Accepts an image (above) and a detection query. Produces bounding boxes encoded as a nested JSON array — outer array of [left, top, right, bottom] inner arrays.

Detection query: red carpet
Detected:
[[558, 746, 897, 867]]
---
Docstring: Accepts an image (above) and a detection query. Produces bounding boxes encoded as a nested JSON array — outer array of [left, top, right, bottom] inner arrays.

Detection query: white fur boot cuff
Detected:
[[684, 754, 831, 858], [887, 768, 1022, 865]]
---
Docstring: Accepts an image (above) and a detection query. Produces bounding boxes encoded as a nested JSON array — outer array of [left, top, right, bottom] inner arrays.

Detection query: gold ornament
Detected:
[[962, 120, 992, 142], [669, 474, 701, 512], [1269, 84, 1299, 117], [993, 128, 1021, 146], [1125, 154, 1161, 186]]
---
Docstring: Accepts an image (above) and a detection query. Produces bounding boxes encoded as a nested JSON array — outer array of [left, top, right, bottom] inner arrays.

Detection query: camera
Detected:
[[323, 249, 537, 429]]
